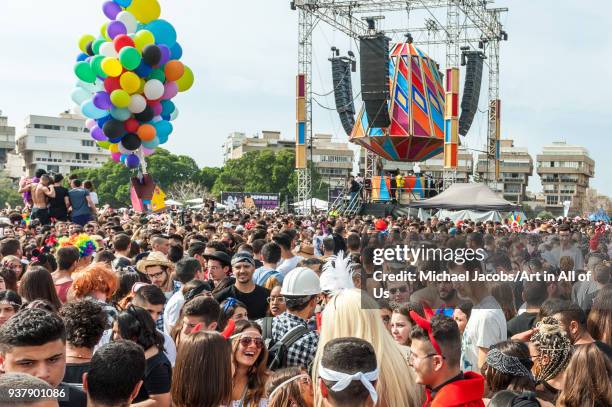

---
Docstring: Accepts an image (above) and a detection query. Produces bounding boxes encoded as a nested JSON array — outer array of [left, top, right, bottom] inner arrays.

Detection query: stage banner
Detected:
[[221, 192, 280, 210]]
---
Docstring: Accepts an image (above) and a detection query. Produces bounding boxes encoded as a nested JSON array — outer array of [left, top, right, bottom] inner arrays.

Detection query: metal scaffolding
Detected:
[[294, 0, 507, 212]]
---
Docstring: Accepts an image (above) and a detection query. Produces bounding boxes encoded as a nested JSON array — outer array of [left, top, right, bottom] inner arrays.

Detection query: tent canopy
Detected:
[[410, 183, 519, 211], [292, 198, 328, 211], [588, 209, 610, 222]]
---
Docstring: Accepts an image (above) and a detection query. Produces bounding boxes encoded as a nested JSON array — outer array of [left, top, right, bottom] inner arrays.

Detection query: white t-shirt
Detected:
[[460, 295, 507, 372], [89, 191, 99, 205], [164, 290, 185, 335], [277, 256, 303, 277]]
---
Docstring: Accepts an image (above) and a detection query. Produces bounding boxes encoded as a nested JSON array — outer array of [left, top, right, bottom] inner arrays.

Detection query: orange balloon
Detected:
[[137, 124, 157, 141], [164, 60, 185, 82]]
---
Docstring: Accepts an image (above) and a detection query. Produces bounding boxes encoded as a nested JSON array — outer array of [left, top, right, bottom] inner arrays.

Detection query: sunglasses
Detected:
[[389, 286, 408, 295], [267, 296, 286, 304], [239, 336, 264, 349]]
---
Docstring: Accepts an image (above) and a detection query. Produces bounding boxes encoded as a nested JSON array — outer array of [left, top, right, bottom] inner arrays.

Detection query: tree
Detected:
[[0, 172, 22, 208], [167, 181, 213, 202], [198, 167, 222, 191], [537, 210, 554, 220]]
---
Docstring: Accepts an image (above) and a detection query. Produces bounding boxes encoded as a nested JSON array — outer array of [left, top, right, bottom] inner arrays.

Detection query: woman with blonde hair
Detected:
[[312, 288, 424, 407]]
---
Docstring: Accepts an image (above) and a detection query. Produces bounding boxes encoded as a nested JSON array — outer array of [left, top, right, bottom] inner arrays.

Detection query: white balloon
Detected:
[[100, 42, 118, 57], [71, 105, 82, 116], [151, 115, 162, 123], [93, 79, 105, 92], [128, 94, 147, 113], [71, 87, 91, 105], [144, 80, 164, 100], [169, 107, 179, 121], [77, 80, 97, 93], [116, 11, 138, 34], [85, 119, 96, 129]]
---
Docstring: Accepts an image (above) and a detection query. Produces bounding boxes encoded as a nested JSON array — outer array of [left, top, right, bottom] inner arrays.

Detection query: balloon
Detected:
[[93, 91, 113, 110], [76, 53, 88, 62], [91, 126, 108, 141], [142, 44, 162, 66], [142, 147, 155, 156], [142, 137, 159, 149], [100, 42, 118, 57], [71, 88, 91, 105], [154, 120, 173, 138], [98, 141, 112, 149], [101, 57, 123, 77], [119, 46, 141, 70], [124, 118, 140, 132], [144, 79, 164, 100], [162, 81, 178, 100], [169, 108, 179, 121], [74, 62, 96, 83], [176, 65, 194, 92], [170, 42, 183, 60], [78, 34, 95, 53], [158, 45, 171, 66], [126, 154, 140, 168], [120, 71, 140, 94], [107, 21, 127, 40], [116, 11, 138, 33], [146, 19, 177, 47], [109, 143, 120, 153], [109, 135, 125, 143], [85, 41, 95, 56], [92, 78, 105, 92], [148, 68, 165, 82], [134, 61, 152, 77], [110, 89, 131, 108], [111, 152, 122, 162], [97, 115, 111, 128], [115, 0, 132, 7], [164, 60, 184, 82], [134, 105, 154, 122], [102, 1, 122, 19], [121, 133, 142, 150], [137, 124, 156, 141], [150, 101, 163, 116], [113, 34, 135, 52], [103, 76, 121, 93], [81, 100, 109, 119], [128, 94, 147, 113], [110, 107, 131, 121], [134, 30, 155, 52], [85, 119, 97, 130], [127, 0, 161, 24], [89, 55, 106, 79], [160, 100, 175, 116], [103, 119, 126, 139]]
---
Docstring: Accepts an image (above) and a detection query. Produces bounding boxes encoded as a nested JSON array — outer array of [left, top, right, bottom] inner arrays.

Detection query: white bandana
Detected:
[[318, 364, 379, 403]]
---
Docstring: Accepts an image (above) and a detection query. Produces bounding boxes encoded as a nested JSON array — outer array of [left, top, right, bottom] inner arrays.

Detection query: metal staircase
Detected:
[[329, 185, 363, 216]]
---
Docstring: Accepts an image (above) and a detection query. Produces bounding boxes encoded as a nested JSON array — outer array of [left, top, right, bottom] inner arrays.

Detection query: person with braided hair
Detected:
[[528, 316, 573, 404]]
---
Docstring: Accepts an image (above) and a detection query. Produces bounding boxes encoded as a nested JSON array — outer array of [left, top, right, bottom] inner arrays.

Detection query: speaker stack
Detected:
[[330, 56, 356, 135], [459, 51, 485, 136], [359, 33, 391, 128]]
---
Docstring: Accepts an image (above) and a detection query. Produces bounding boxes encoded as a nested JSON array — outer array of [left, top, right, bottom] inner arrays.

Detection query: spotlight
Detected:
[[290, 1, 296, 10], [501, 30, 508, 41], [366, 18, 376, 31], [347, 50, 355, 58]]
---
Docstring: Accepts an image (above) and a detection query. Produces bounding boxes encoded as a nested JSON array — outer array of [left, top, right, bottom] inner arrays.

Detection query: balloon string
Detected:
[[137, 147, 147, 176]]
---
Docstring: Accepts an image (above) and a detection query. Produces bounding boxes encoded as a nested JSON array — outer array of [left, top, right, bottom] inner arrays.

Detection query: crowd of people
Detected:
[[0, 184, 611, 407]]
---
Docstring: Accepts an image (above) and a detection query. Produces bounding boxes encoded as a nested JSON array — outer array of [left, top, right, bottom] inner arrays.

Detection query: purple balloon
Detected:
[[93, 92, 112, 110], [102, 1, 122, 20], [107, 21, 127, 40], [162, 82, 178, 100], [158, 45, 171, 66], [91, 126, 108, 142], [126, 154, 140, 169]]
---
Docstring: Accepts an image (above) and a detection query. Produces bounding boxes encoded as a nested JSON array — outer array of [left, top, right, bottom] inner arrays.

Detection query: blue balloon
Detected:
[[71, 88, 91, 105], [160, 100, 175, 116], [77, 53, 88, 62], [109, 135, 126, 143], [142, 137, 160, 149], [110, 107, 132, 121], [120, 154, 128, 164], [154, 120, 173, 138], [97, 115, 111, 128], [81, 100, 109, 120], [169, 42, 182, 60], [146, 19, 177, 47], [161, 114, 170, 121], [134, 61, 153, 77], [114, 0, 131, 6]]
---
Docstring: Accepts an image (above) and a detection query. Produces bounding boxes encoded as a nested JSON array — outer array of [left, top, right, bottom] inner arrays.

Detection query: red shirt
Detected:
[[424, 371, 485, 407]]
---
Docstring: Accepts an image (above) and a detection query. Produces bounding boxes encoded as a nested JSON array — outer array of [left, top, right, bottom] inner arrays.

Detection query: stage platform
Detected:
[[359, 203, 420, 218]]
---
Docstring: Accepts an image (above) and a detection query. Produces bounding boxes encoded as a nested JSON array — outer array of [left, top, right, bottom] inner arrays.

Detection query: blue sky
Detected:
[[1, 1, 610, 195]]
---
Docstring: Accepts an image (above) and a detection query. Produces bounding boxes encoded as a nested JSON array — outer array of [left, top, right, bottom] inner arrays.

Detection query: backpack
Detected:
[[262, 317, 309, 370]]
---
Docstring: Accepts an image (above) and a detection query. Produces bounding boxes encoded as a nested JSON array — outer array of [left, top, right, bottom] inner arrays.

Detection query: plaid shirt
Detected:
[[270, 312, 319, 369]]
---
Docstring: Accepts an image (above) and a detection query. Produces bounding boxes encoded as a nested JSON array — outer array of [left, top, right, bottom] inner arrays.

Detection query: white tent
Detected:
[[164, 199, 183, 206], [292, 198, 329, 211], [185, 198, 204, 204]]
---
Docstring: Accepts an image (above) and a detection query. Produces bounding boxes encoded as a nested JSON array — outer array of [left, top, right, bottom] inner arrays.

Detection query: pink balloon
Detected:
[[85, 119, 96, 130], [151, 102, 163, 116], [162, 82, 178, 100], [111, 152, 122, 162], [142, 147, 155, 155]]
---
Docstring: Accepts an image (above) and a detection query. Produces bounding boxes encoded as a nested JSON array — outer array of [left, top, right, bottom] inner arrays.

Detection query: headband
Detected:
[[190, 318, 236, 339], [267, 374, 308, 401], [409, 310, 442, 356], [223, 297, 238, 313], [485, 348, 534, 379], [318, 364, 379, 404]]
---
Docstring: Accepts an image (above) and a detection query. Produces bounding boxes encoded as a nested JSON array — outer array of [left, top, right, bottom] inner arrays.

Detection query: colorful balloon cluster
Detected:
[[71, 0, 194, 169]]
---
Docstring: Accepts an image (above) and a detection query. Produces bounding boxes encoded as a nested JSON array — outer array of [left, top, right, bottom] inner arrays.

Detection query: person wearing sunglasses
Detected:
[[387, 281, 410, 305], [267, 285, 287, 317], [230, 320, 269, 407]]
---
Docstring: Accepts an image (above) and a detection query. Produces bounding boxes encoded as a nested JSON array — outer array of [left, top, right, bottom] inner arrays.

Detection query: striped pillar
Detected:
[[444, 67, 459, 169], [296, 74, 307, 169], [493, 99, 501, 179]]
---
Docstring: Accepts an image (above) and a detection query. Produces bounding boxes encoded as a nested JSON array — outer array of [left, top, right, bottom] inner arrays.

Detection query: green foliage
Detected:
[[0, 172, 22, 208], [199, 167, 222, 191], [537, 210, 555, 220]]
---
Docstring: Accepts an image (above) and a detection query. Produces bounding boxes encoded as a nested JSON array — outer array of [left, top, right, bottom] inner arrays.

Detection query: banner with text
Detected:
[[221, 192, 280, 210]]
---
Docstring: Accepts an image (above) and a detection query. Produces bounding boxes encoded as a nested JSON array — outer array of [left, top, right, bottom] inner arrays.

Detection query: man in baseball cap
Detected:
[[213, 252, 270, 320]]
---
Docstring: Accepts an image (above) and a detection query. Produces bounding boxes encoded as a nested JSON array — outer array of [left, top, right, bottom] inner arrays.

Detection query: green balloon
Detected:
[[119, 47, 142, 71], [92, 38, 106, 55], [90, 55, 107, 79], [148, 68, 166, 82], [97, 141, 111, 149], [74, 61, 96, 83]]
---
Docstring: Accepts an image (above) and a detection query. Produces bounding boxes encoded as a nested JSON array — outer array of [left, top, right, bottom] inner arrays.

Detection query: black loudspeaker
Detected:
[[360, 34, 391, 128], [459, 51, 485, 136], [330, 57, 356, 135]]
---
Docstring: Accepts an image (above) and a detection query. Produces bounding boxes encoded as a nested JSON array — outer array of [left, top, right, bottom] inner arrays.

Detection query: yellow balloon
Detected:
[[138, 78, 146, 94], [101, 58, 123, 77], [78, 34, 95, 53], [133, 30, 155, 52], [176, 66, 194, 92], [110, 90, 131, 108], [109, 143, 120, 153], [127, 0, 161, 24], [120, 72, 140, 94], [100, 23, 111, 41]]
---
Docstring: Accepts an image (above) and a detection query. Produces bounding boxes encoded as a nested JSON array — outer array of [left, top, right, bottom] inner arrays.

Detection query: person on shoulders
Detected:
[[253, 242, 283, 288]]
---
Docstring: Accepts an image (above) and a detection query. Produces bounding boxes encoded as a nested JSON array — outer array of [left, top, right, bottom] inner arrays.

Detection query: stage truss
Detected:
[[293, 0, 507, 214]]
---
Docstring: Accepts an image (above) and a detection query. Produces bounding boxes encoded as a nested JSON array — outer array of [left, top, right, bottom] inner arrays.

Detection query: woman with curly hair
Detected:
[[266, 367, 314, 407], [230, 320, 269, 407], [59, 299, 108, 387], [529, 316, 573, 404], [68, 263, 118, 303]]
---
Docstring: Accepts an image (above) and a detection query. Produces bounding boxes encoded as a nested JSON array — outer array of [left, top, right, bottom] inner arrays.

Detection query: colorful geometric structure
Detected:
[[444, 67, 460, 168], [350, 43, 446, 162], [296, 74, 307, 169], [371, 175, 426, 201]]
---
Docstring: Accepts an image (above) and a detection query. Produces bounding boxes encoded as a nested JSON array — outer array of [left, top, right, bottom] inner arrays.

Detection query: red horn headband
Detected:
[[409, 310, 442, 356]]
